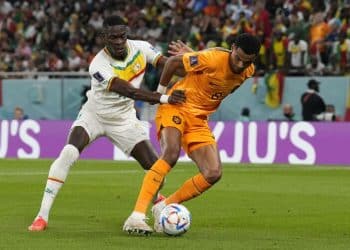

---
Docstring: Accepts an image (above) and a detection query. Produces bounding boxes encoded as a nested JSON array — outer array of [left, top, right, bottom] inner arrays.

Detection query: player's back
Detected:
[[169, 48, 254, 117]]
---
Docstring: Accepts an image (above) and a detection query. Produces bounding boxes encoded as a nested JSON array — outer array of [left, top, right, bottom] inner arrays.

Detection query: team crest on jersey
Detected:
[[133, 63, 141, 73], [189, 55, 198, 66], [172, 116, 182, 125], [92, 72, 105, 82]]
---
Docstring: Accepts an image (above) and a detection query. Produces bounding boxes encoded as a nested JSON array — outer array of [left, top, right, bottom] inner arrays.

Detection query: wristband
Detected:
[[160, 94, 170, 104], [157, 84, 167, 94]]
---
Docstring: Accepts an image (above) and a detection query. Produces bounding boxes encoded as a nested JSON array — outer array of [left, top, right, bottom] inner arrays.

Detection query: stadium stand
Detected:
[[1, 0, 349, 121], [1, 0, 349, 76]]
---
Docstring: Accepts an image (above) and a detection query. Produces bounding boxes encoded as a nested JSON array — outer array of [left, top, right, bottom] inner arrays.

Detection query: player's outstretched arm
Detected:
[[156, 41, 192, 77], [157, 55, 185, 94], [108, 77, 185, 104]]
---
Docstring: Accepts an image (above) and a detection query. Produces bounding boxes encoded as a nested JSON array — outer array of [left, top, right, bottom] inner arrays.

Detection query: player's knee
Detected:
[[48, 144, 80, 180], [162, 144, 181, 166], [204, 166, 222, 184], [60, 144, 80, 165]]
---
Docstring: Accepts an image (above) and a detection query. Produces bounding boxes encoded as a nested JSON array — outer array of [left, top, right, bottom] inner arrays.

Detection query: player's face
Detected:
[[229, 45, 256, 74], [104, 25, 128, 60]]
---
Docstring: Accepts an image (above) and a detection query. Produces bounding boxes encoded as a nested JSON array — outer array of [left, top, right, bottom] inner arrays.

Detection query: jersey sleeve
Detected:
[[182, 51, 213, 73], [89, 54, 115, 90], [137, 40, 162, 67]]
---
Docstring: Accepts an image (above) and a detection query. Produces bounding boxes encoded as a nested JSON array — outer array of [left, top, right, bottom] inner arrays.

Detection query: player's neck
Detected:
[[104, 47, 128, 61]]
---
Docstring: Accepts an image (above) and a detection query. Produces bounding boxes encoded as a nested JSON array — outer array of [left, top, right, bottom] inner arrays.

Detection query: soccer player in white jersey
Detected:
[[28, 15, 186, 233]]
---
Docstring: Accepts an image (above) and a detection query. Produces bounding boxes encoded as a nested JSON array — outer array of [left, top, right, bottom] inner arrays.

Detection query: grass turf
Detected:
[[0, 159, 350, 249]]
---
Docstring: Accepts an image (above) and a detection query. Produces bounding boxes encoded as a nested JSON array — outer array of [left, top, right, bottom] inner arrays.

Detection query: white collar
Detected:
[[306, 89, 318, 94]]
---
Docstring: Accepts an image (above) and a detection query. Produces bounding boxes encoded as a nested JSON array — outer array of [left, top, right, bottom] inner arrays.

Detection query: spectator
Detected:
[[309, 12, 331, 65], [255, 34, 269, 75], [270, 30, 287, 70], [287, 10, 308, 42], [0, 0, 13, 15], [332, 32, 350, 74], [67, 49, 82, 71], [238, 107, 251, 122], [226, 0, 252, 22], [300, 79, 326, 121], [287, 32, 308, 75], [167, 14, 189, 42], [203, 0, 220, 17], [316, 104, 342, 122], [88, 11, 103, 30], [2, 0, 350, 76], [13, 106, 27, 120], [282, 103, 295, 121], [253, 1, 272, 39]]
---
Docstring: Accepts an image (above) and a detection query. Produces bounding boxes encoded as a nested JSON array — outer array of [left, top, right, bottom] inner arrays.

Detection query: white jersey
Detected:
[[86, 39, 162, 120], [288, 39, 308, 67]]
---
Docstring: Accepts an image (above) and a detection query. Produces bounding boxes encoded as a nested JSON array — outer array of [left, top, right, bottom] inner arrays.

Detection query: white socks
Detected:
[[36, 144, 79, 222], [130, 211, 146, 220]]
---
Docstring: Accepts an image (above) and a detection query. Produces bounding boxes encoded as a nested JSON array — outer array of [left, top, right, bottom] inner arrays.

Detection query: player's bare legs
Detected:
[[188, 144, 222, 185], [158, 127, 182, 166], [130, 140, 158, 170], [28, 126, 89, 231]]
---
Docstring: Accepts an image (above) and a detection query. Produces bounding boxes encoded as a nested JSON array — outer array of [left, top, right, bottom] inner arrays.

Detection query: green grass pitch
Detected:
[[1, 159, 350, 250]]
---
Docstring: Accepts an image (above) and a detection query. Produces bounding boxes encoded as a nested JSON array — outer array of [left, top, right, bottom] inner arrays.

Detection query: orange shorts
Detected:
[[155, 104, 216, 154]]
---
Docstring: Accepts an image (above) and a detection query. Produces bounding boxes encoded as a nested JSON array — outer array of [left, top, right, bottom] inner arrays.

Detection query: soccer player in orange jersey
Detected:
[[123, 33, 261, 234]]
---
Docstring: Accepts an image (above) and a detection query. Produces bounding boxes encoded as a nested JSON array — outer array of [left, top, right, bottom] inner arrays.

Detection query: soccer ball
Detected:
[[159, 203, 191, 236]]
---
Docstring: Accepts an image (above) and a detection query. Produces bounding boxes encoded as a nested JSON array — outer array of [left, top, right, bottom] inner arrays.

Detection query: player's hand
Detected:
[[168, 40, 194, 56], [168, 90, 186, 104]]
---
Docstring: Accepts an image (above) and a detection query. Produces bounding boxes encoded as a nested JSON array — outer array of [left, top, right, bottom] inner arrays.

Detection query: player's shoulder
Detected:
[[204, 47, 231, 55], [128, 39, 150, 46], [90, 49, 108, 64], [208, 47, 231, 53], [190, 47, 230, 68], [128, 39, 161, 55], [128, 39, 152, 50], [89, 49, 108, 72], [198, 47, 231, 60]]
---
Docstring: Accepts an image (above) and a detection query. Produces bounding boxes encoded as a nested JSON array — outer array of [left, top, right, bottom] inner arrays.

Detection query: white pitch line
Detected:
[[0, 169, 186, 176], [0, 170, 139, 176]]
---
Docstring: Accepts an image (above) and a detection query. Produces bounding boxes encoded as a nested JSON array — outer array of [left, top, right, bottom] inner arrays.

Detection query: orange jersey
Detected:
[[168, 48, 255, 117], [310, 22, 330, 45]]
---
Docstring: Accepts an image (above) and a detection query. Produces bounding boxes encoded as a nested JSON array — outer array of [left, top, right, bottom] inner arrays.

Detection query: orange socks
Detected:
[[134, 159, 171, 213], [134, 160, 213, 213], [166, 173, 212, 205]]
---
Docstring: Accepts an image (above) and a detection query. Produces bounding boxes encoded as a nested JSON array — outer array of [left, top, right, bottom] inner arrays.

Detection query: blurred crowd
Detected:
[[1, 0, 350, 76]]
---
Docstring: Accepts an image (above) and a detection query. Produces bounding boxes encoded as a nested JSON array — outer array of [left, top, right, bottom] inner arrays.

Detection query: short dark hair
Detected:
[[103, 15, 127, 27], [307, 79, 320, 89], [235, 33, 261, 55], [241, 107, 250, 116]]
